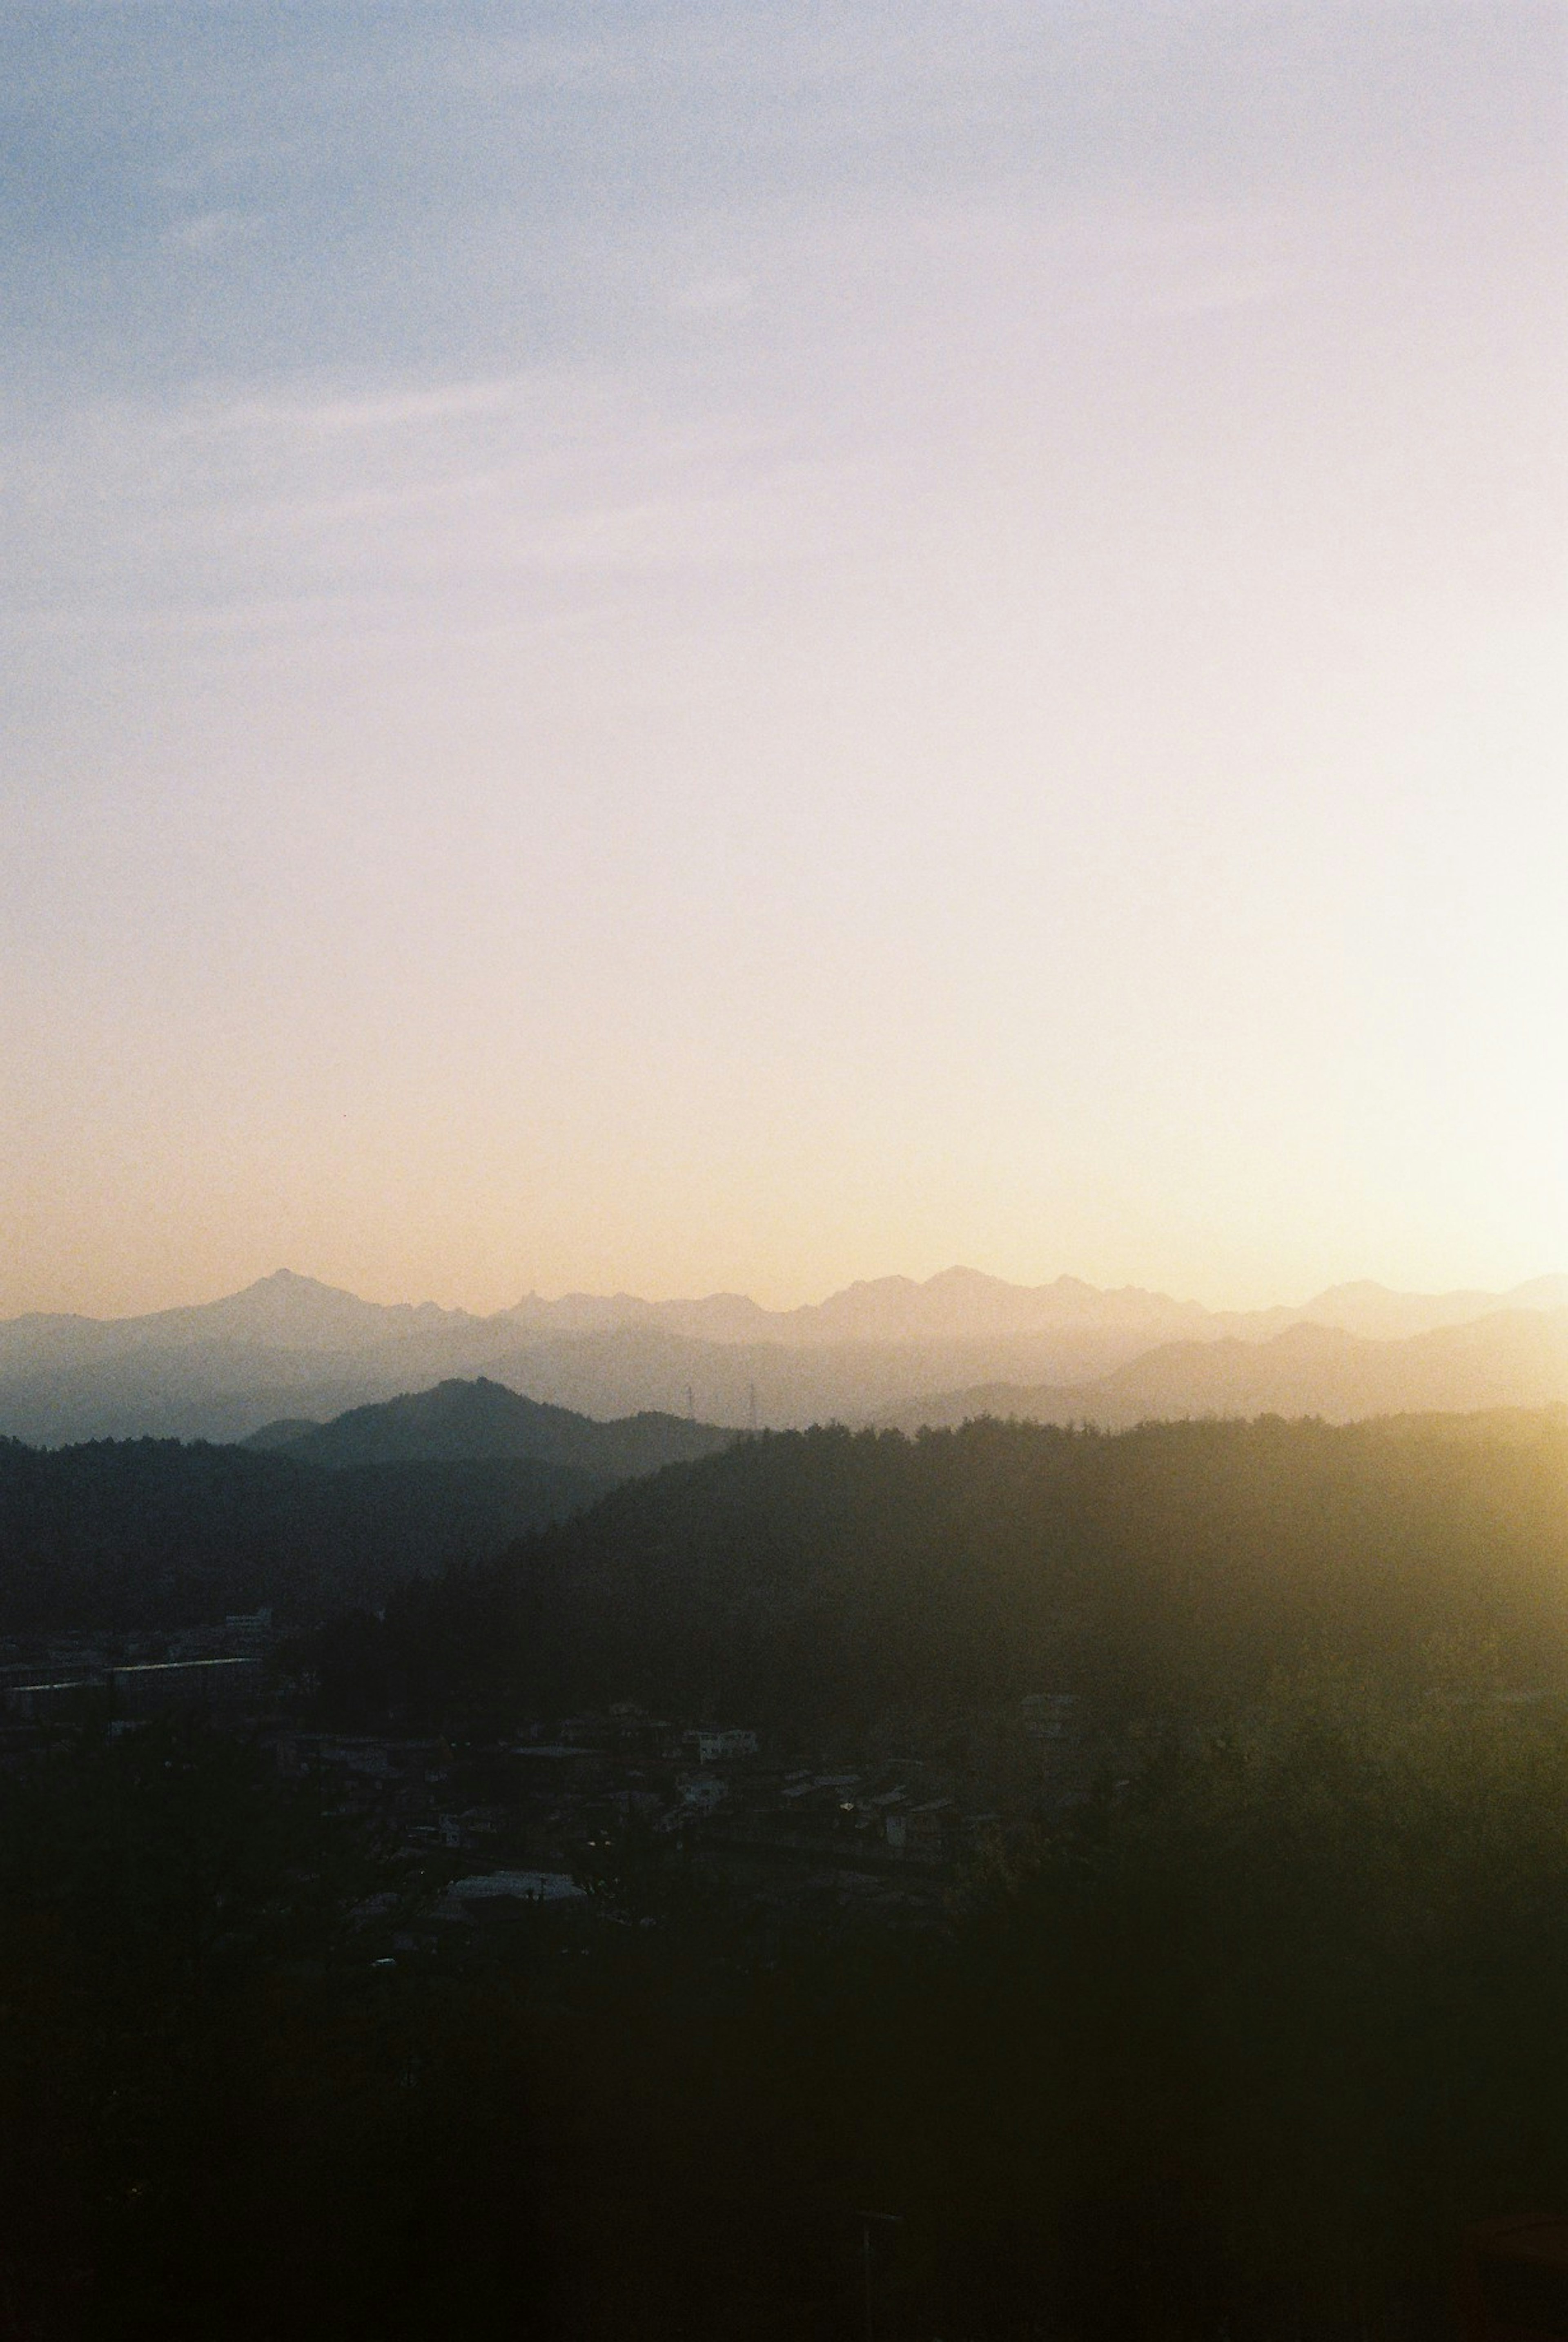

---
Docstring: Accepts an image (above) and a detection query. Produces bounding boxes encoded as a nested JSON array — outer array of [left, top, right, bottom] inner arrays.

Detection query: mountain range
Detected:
[[4, 1266, 1568, 1445], [887, 1310, 1568, 1432]]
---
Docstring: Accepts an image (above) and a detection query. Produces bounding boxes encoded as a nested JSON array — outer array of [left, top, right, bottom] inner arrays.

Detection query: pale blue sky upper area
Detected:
[[3, 5, 1557, 385], [2, 2, 1565, 1313]]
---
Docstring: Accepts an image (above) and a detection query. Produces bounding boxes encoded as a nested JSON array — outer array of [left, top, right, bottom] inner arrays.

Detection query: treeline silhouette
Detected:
[[0, 1437, 605, 1629], [6, 1682, 1568, 2336], [315, 1415, 1568, 1729], [10, 1415, 1568, 1703]]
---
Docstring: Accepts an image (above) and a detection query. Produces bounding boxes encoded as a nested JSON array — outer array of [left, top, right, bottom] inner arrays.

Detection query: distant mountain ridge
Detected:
[[245, 1377, 733, 1480], [0, 1268, 482, 1365], [479, 1266, 1568, 1348], [3, 1266, 1568, 1446], [888, 1308, 1568, 1433], [11, 1265, 1568, 1366]]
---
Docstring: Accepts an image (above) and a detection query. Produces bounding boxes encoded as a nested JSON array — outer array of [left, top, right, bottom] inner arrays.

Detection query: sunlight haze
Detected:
[[3, 1, 1564, 1318]]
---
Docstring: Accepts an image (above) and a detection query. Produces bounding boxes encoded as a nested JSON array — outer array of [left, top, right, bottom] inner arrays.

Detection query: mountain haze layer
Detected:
[[4, 1267, 1568, 1445], [891, 1310, 1568, 1432]]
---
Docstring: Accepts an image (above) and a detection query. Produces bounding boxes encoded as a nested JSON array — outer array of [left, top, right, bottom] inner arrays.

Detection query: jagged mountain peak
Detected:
[[4, 1265, 1568, 1447]]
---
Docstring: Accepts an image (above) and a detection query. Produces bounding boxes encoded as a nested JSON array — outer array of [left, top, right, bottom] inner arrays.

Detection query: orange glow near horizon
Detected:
[[3, 5, 1564, 1324]]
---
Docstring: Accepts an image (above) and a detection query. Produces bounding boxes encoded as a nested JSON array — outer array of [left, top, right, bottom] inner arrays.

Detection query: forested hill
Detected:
[[245, 1376, 733, 1477], [353, 1414, 1568, 1727], [0, 1439, 608, 1630], [14, 1412, 1568, 1703]]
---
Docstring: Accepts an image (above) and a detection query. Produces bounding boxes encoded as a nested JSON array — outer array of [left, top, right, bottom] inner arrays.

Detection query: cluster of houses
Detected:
[[0, 1622, 1092, 1928], [257, 1693, 1093, 1928]]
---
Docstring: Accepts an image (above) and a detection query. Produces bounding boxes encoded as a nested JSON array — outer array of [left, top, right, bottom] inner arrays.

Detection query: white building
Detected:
[[696, 1728, 758, 1763]]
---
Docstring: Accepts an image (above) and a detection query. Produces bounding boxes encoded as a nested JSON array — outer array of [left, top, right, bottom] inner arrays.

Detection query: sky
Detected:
[[2, 0, 1565, 1319]]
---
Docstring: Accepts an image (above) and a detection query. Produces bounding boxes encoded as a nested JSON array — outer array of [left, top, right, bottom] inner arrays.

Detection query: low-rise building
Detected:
[[679, 1774, 729, 1814], [694, 1728, 759, 1763], [1021, 1692, 1080, 1740], [439, 1870, 585, 1918]]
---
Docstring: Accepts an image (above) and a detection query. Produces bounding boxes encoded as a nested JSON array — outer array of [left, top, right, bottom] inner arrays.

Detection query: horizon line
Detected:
[[7, 1260, 1568, 1333]]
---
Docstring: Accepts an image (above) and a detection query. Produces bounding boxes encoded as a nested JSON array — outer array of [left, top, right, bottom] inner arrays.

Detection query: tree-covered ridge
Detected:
[[344, 1414, 1568, 1728], [9, 1411, 1568, 1702], [0, 1438, 608, 1629]]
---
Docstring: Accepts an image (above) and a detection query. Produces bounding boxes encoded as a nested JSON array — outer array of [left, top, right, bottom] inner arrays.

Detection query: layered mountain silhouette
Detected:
[[0, 1381, 736, 1631], [889, 1310, 1568, 1432], [245, 1377, 732, 1479], [4, 1265, 1568, 1445]]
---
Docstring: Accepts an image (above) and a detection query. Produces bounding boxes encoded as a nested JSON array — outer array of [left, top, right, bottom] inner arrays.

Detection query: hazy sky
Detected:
[[3, 1, 1564, 1317]]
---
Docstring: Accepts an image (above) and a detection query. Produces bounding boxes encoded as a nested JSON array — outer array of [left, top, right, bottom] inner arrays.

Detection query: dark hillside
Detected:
[[363, 1414, 1568, 1727], [0, 1438, 607, 1629]]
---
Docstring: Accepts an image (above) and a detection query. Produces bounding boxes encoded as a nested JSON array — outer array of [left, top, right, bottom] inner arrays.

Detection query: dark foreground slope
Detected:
[[12, 1425, 1568, 2337], [347, 1413, 1568, 1727], [0, 1438, 608, 1629], [13, 1685, 1568, 2341]]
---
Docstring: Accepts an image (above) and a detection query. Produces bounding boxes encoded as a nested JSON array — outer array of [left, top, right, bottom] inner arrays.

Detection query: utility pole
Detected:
[[864, 2219, 873, 2341], [747, 1380, 758, 1434], [856, 2211, 902, 2341], [686, 1383, 695, 1422]]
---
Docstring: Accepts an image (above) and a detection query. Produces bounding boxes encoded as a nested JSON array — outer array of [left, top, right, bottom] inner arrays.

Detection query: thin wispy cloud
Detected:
[[2, 0, 1561, 1315]]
